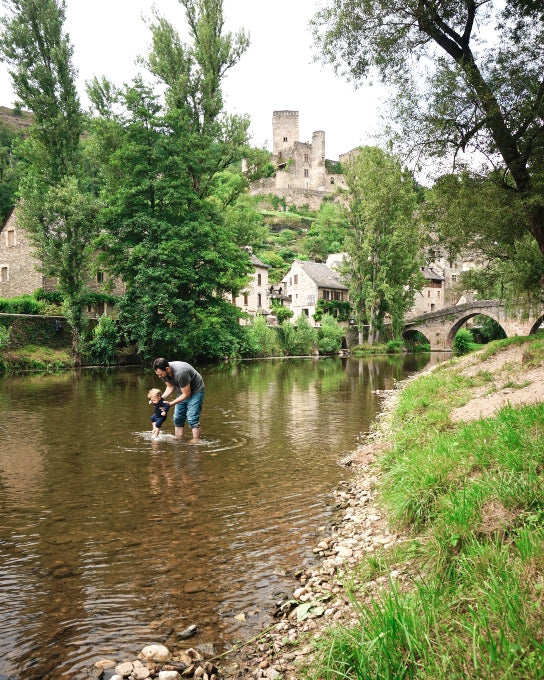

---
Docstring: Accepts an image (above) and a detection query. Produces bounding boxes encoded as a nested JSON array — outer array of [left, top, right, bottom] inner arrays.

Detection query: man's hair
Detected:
[[153, 358, 169, 371]]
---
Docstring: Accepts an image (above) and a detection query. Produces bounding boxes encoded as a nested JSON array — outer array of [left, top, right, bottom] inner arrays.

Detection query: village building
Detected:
[[0, 209, 123, 317], [409, 266, 445, 316], [281, 259, 349, 326], [248, 111, 347, 210], [231, 252, 271, 325]]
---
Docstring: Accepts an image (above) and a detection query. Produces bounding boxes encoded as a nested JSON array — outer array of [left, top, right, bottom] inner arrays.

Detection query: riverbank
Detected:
[[221, 334, 544, 678]]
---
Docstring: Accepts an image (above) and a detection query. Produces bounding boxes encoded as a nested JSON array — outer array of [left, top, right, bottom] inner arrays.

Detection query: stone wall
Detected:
[[0, 211, 45, 297]]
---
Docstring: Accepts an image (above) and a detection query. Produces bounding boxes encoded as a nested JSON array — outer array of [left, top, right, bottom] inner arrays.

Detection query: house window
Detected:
[[0, 266, 8, 282], [294, 274, 298, 284], [451, 275, 457, 282], [257, 273, 262, 286], [283, 136, 288, 142], [324, 290, 331, 300], [97, 271, 104, 283], [7, 230, 15, 247], [257, 293, 262, 307], [302, 308, 309, 316], [431, 303, 435, 311], [304, 153, 309, 162], [428, 290, 431, 297], [231, 293, 236, 303], [97, 301, 105, 315], [244, 293, 249, 305], [334, 291, 342, 301], [304, 169, 309, 178]]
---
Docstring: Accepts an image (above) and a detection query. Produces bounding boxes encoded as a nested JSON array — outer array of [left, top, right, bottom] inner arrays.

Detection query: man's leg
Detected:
[[174, 401, 188, 439], [187, 391, 204, 442]]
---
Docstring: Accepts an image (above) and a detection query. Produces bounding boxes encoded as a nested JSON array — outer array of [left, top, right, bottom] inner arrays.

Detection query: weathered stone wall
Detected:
[[273, 110, 299, 160], [233, 262, 270, 324], [0, 211, 45, 297]]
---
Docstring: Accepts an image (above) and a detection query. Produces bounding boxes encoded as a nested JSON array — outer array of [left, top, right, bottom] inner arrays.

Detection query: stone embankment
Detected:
[[223, 467, 408, 679]]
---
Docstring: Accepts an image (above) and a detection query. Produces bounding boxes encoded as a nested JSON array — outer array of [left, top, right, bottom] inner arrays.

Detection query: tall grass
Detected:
[[310, 336, 544, 680]]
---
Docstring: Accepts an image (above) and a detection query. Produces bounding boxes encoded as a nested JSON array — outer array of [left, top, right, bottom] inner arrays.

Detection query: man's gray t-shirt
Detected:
[[166, 361, 204, 395]]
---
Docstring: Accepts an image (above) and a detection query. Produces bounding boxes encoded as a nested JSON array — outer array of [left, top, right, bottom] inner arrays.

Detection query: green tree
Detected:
[[312, 1, 544, 264], [303, 202, 347, 261], [87, 1, 252, 359], [0, 120, 22, 221], [0, 0, 98, 364], [342, 147, 424, 344]]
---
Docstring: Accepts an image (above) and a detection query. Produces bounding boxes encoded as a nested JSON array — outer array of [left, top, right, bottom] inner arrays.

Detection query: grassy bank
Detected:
[[310, 335, 544, 679], [1, 344, 73, 372]]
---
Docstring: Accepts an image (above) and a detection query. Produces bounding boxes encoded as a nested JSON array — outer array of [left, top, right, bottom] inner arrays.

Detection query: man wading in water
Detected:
[[153, 358, 205, 442]]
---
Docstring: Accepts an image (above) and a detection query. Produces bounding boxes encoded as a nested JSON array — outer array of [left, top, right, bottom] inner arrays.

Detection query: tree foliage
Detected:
[[87, 1, 258, 359], [0, 0, 98, 363], [312, 1, 544, 268], [342, 147, 424, 344]]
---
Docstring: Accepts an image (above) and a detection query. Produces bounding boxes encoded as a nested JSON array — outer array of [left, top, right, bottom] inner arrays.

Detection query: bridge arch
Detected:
[[404, 301, 542, 351], [446, 312, 507, 348]]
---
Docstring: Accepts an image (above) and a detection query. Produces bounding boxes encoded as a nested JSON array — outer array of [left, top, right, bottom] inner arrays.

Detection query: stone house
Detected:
[[248, 111, 347, 210], [0, 208, 123, 317], [408, 266, 445, 316], [0, 209, 47, 297], [281, 259, 349, 326], [232, 253, 271, 325]]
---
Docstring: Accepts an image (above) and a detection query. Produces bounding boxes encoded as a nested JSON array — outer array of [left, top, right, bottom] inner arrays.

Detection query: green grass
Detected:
[[308, 335, 544, 680], [2, 344, 72, 372]]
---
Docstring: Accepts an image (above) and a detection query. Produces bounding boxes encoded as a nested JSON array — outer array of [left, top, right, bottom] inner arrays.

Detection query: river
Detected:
[[0, 353, 449, 679]]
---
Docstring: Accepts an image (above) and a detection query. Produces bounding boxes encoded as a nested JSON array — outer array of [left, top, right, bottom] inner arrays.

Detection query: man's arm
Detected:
[[161, 383, 176, 400], [166, 384, 191, 407]]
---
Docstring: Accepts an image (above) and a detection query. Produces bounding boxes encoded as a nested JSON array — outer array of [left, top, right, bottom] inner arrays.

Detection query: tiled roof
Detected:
[[297, 260, 348, 290]]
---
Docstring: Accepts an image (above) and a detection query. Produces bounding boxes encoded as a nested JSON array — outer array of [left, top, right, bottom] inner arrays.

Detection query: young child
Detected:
[[148, 388, 170, 438]]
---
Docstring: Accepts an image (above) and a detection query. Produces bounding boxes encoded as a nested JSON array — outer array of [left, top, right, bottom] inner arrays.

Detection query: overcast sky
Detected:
[[0, 0, 387, 160]]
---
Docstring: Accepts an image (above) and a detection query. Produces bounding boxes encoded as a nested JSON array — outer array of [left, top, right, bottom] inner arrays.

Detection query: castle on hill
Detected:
[[249, 110, 356, 209]]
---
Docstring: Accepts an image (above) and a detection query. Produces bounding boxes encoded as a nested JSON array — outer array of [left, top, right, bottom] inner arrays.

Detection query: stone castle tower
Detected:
[[272, 110, 300, 161], [248, 110, 347, 209]]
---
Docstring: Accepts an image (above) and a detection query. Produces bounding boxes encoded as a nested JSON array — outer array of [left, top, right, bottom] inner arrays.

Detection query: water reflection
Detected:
[[0, 353, 449, 679]]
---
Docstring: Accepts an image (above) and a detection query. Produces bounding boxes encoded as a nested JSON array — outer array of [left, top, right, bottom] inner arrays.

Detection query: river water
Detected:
[[0, 353, 448, 679]]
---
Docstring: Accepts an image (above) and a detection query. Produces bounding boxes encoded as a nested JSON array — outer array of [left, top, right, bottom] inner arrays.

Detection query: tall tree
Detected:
[[312, 1, 544, 269], [0, 0, 97, 363], [87, 0, 254, 359], [342, 147, 424, 344]]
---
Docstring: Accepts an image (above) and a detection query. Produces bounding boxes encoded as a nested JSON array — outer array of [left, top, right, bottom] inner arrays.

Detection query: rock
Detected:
[[94, 660, 116, 671], [114, 661, 134, 678], [178, 624, 198, 639], [140, 644, 171, 663], [132, 666, 151, 680], [158, 672, 182, 680]]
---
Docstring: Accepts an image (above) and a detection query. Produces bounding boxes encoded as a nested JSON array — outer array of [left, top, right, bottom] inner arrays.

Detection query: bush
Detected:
[[84, 315, 119, 365], [453, 327, 475, 354], [317, 314, 345, 354], [386, 339, 404, 354], [0, 295, 44, 314], [280, 315, 317, 355], [245, 315, 282, 357]]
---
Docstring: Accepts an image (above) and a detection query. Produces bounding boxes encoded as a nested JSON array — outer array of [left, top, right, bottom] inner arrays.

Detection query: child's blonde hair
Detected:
[[148, 388, 162, 399]]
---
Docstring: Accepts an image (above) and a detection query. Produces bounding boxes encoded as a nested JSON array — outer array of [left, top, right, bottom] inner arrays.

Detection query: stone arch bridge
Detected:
[[403, 300, 544, 351]]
